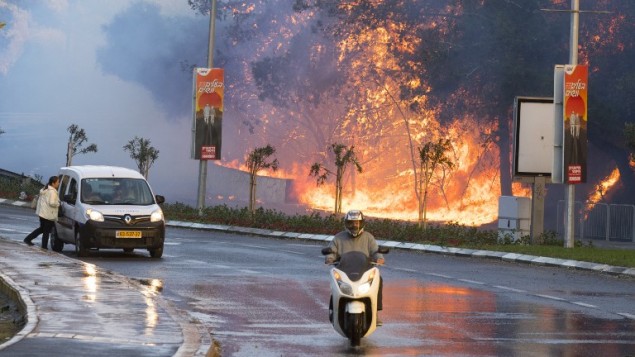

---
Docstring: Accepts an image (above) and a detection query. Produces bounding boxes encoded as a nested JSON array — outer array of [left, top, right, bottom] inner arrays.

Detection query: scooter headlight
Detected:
[[358, 282, 371, 294], [357, 269, 377, 295], [334, 271, 353, 295], [338, 282, 353, 296]]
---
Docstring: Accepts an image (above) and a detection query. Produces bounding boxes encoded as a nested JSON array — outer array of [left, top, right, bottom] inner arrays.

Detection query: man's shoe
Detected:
[[376, 318, 383, 327], [23, 238, 34, 246]]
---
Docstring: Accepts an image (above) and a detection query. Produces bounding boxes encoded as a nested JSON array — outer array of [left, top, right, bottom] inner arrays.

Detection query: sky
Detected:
[[0, 0, 220, 204]]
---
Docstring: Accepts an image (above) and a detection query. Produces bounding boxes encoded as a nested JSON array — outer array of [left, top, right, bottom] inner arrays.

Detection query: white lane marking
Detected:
[[239, 243, 304, 255], [426, 273, 454, 279], [240, 244, 268, 249], [393, 267, 418, 273], [534, 294, 566, 301], [239, 269, 261, 274], [458, 278, 485, 285], [617, 312, 635, 319], [475, 337, 635, 344], [572, 301, 597, 309], [280, 249, 305, 255], [493, 285, 527, 293]]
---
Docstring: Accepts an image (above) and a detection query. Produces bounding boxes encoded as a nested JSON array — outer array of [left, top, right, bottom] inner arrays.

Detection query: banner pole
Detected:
[[564, 0, 579, 248], [197, 0, 218, 215]]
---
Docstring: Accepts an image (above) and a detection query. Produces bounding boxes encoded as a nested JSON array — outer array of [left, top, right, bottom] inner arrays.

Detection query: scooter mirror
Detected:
[[321, 247, 334, 255]]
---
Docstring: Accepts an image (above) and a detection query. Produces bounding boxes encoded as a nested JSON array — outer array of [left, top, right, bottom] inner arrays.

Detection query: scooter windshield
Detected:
[[337, 251, 372, 282]]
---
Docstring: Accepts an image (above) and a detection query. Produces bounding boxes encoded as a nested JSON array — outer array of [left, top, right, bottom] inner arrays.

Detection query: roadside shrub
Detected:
[[161, 202, 502, 247]]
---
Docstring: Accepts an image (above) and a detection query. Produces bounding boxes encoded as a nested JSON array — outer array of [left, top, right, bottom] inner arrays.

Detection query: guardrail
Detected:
[[557, 201, 635, 242]]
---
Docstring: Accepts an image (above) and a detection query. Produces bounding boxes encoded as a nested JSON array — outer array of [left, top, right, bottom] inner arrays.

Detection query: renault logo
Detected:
[[124, 215, 132, 224]]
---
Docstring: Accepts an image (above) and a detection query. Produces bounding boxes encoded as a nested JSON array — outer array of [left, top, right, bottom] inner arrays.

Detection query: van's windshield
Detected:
[[80, 178, 155, 205]]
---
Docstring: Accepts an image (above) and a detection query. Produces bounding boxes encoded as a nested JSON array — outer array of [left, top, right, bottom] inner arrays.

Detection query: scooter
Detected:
[[322, 246, 389, 347]]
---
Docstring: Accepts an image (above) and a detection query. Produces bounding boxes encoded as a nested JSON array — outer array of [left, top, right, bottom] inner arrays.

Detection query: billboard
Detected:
[[512, 97, 554, 179], [562, 65, 588, 184], [192, 68, 224, 160]]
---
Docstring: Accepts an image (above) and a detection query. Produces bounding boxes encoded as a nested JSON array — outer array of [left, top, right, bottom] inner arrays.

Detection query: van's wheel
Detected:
[[51, 227, 64, 252], [75, 231, 88, 257], [149, 245, 163, 258]]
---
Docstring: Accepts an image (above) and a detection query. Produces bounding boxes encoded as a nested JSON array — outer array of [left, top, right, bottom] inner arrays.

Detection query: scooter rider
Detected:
[[325, 210, 385, 321]]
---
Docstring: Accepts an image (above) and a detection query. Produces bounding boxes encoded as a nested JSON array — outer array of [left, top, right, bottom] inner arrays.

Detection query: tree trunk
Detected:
[[417, 165, 424, 227], [249, 174, 256, 213], [498, 116, 512, 196], [66, 140, 73, 167]]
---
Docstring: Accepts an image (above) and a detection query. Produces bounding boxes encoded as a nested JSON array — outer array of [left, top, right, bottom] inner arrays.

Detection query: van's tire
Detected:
[[149, 245, 163, 258], [51, 227, 64, 252], [75, 231, 88, 257]]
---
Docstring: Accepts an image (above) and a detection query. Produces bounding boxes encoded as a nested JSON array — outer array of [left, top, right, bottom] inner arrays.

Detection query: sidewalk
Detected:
[[0, 238, 209, 357]]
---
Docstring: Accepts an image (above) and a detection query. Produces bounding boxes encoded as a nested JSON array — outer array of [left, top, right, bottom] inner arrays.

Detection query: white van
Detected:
[[52, 165, 166, 258]]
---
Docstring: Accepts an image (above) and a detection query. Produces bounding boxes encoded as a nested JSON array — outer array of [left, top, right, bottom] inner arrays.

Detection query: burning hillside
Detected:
[[167, 1, 635, 223]]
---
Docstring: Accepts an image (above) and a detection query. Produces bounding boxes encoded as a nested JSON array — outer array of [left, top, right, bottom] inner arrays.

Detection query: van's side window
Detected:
[[68, 178, 78, 205], [58, 175, 70, 199]]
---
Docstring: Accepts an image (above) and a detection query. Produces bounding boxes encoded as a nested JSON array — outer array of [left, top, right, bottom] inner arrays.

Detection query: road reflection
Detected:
[[139, 278, 163, 336], [82, 263, 97, 302], [381, 280, 635, 356], [199, 278, 635, 356]]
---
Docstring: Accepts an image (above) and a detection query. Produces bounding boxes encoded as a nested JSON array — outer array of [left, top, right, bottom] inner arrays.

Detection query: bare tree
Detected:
[[246, 145, 279, 213], [310, 143, 362, 214], [123, 137, 159, 179], [66, 124, 98, 166], [417, 138, 454, 229]]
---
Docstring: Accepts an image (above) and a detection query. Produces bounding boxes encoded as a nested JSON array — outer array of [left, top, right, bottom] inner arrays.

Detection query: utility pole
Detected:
[[546, 1, 603, 248], [563, 0, 580, 248], [196, 0, 218, 215]]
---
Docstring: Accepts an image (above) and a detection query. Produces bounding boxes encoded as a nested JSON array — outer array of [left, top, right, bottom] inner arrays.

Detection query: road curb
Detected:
[[0, 270, 38, 351]]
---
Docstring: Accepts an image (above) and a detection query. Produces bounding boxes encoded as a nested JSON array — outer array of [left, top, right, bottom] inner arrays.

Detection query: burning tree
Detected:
[[123, 137, 159, 179], [171, 0, 635, 221], [65, 124, 98, 167], [626, 123, 635, 167], [417, 138, 454, 229], [246, 145, 279, 213], [310, 143, 362, 214]]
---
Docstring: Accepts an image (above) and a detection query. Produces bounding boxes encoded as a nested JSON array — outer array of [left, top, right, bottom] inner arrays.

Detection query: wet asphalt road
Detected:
[[1, 205, 635, 356]]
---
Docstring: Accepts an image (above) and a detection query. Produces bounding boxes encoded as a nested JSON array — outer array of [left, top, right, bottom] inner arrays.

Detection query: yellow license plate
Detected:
[[116, 231, 142, 239]]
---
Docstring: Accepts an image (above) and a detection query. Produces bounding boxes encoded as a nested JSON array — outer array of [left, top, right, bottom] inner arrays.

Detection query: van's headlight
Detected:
[[86, 208, 104, 222], [150, 209, 164, 223]]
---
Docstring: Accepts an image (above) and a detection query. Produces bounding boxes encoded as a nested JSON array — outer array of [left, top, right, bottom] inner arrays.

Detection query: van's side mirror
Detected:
[[155, 195, 165, 204]]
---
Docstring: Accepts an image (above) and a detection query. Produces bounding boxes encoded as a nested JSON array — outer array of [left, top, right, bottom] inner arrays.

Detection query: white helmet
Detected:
[[344, 210, 365, 237]]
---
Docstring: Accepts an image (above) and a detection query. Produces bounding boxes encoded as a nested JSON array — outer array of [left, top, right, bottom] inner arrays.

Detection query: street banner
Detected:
[[563, 64, 588, 184], [192, 68, 224, 160]]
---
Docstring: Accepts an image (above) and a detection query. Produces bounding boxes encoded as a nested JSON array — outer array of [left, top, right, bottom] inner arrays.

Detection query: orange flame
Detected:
[[586, 167, 620, 208]]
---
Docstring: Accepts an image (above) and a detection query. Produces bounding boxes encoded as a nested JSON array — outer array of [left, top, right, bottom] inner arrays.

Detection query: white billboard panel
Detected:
[[512, 97, 554, 179]]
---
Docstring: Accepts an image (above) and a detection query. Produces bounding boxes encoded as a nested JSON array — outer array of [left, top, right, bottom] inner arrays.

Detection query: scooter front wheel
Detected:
[[347, 313, 364, 347]]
